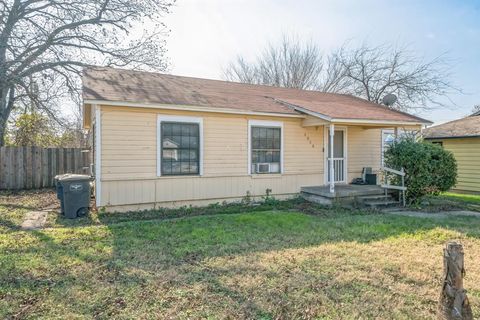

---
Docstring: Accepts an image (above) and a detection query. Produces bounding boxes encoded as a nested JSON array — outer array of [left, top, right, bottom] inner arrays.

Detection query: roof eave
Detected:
[[331, 118, 429, 126], [274, 98, 431, 126], [83, 99, 305, 118], [424, 135, 480, 140]]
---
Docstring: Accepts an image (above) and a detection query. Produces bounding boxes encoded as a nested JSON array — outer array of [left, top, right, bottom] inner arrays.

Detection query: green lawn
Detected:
[[1, 191, 480, 319], [422, 192, 480, 212], [441, 192, 480, 205]]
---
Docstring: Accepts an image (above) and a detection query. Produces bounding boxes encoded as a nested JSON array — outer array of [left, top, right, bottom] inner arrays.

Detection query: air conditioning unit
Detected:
[[256, 163, 270, 173]]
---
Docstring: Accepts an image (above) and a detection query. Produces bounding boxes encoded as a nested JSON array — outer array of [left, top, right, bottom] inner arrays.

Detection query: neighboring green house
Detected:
[[424, 111, 480, 194]]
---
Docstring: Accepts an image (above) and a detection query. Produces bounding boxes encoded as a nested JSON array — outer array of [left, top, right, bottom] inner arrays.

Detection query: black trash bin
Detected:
[[58, 174, 91, 218], [55, 173, 71, 214], [365, 173, 377, 185]]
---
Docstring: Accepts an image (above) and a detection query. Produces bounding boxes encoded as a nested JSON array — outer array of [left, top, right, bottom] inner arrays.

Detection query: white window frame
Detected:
[[157, 115, 203, 177], [248, 120, 284, 175]]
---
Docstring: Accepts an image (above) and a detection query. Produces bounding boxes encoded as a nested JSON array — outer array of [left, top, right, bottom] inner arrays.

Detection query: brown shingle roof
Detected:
[[424, 114, 480, 139], [83, 67, 431, 124]]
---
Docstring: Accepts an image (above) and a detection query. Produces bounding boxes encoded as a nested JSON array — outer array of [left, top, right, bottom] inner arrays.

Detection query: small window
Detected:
[[250, 126, 281, 174], [432, 141, 443, 147], [161, 122, 200, 175]]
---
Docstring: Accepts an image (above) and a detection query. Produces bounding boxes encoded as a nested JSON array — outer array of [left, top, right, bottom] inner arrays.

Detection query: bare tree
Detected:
[[224, 37, 457, 113], [223, 35, 324, 90], [0, 0, 173, 146], [471, 105, 480, 116], [331, 43, 457, 112]]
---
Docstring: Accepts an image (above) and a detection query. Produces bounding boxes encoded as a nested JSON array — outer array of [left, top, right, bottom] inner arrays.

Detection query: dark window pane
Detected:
[[258, 138, 266, 149], [273, 151, 280, 162], [189, 137, 198, 148], [171, 161, 181, 174], [171, 124, 181, 135], [260, 128, 267, 139], [162, 161, 172, 174], [162, 123, 171, 136], [266, 128, 273, 139], [181, 136, 190, 148], [190, 150, 198, 160], [169, 135, 181, 147], [273, 138, 280, 149], [161, 122, 200, 175], [252, 128, 260, 139], [252, 151, 259, 163], [252, 138, 260, 149], [273, 129, 280, 139]]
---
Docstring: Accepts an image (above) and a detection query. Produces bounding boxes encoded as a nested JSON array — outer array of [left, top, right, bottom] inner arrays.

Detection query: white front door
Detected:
[[326, 128, 347, 183]]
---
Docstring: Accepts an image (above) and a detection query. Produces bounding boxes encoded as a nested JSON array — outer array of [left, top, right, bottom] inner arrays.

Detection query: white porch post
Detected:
[[329, 123, 335, 193], [394, 127, 399, 140]]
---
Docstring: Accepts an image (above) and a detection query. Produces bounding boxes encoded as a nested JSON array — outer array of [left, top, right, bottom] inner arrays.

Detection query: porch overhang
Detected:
[[301, 115, 428, 129], [274, 97, 432, 129]]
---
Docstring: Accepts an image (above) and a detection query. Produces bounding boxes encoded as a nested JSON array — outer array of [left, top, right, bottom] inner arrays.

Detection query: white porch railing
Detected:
[[327, 158, 345, 182], [381, 166, 407, 206]]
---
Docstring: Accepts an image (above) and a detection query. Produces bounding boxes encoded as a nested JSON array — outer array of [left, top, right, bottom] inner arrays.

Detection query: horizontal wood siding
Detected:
[[99, 107, 326, 208], [347, 127, 382, 182], [285, 125, 323, 174], [203, 115, 248, 176], [101, 173, 323, 208], [443, 138, 480, 193], [99, 106, 386, 209], [102, 111, 156, 180]]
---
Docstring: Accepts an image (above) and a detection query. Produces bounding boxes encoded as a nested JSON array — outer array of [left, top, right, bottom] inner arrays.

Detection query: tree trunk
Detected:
[[0, 86, 14, 146], [438, 242, 473, 320], [0, 112, 7, 146]]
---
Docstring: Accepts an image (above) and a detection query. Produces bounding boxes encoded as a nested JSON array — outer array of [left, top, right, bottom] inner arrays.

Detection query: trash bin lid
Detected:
[[59, 174, 92, 182], [55, 173, 72, 180]]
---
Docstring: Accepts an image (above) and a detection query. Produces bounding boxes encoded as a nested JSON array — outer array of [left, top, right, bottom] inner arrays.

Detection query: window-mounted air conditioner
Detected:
[[256, 163, 270, 173]]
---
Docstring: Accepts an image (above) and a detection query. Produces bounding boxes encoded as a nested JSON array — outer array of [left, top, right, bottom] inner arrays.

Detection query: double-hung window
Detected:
[[158, 116, 202, 176], [249, 120, 283, 174]]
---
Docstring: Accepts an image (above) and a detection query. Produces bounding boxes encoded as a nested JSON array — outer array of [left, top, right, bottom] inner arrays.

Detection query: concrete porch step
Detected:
[[364, 199, 400, 209], [358, 194, 400, 209], [357, 194, 395, 202]]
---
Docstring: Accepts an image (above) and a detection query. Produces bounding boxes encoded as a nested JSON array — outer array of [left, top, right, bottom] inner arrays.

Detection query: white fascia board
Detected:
[[331, 118, 427, 126], [83, 99, 304, 118], [273, 99, 332, 122]]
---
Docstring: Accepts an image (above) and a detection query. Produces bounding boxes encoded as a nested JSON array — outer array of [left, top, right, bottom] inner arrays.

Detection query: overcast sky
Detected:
[[163, 0, 480, 125]]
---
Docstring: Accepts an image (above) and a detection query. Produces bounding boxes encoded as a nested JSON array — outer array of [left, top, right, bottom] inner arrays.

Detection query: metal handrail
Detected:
[[381, 166, 406, 207]]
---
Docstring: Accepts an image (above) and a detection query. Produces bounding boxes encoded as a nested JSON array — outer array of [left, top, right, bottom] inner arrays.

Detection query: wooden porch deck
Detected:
[[301, 184, 397, 208], [301, 184, 386, 198]]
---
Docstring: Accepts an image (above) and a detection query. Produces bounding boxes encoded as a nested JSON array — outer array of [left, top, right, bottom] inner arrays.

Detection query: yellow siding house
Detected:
[[424, 111, 480, 194], [82, 67, 431, 212]]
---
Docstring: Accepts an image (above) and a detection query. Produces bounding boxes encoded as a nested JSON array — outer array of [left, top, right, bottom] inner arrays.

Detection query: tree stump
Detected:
[[438, 242, 473, 320]]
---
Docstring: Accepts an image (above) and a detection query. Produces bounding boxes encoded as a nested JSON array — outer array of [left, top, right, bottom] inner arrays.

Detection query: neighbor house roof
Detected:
[[424, 113, 480, 139], [82, 67, 432, 125]]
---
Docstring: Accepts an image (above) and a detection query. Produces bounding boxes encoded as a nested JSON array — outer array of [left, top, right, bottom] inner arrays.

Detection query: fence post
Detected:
[[438, 242, 473, 320]]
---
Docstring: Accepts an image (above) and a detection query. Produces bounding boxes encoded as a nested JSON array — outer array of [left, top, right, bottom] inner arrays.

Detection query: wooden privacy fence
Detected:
[[0, 146, 90, 190]]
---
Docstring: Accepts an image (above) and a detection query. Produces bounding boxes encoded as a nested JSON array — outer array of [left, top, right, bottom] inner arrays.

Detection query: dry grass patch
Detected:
[[1, 192, 480, 319]]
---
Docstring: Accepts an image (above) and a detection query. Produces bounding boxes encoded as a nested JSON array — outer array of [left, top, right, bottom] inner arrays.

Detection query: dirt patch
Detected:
[[0, 189, 58, 211], [385, 209, 480, 219], [21, 211, 48, 230]]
